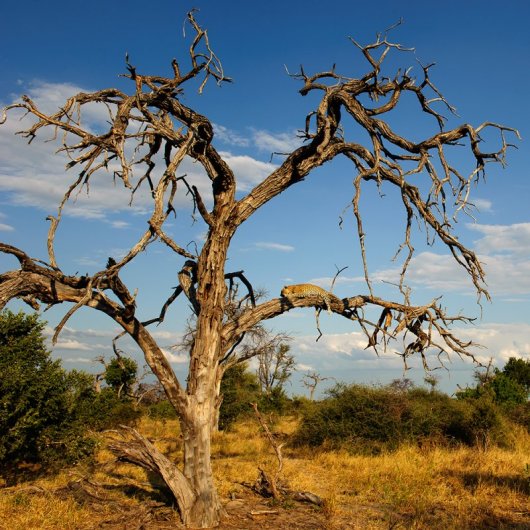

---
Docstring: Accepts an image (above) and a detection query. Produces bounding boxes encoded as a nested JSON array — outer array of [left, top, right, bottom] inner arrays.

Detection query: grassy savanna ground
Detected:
[[0, 416, 529, 529]]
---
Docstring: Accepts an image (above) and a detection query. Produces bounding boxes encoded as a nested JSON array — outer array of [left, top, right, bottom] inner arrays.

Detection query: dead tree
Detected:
[[302, 371, 332, 401], [0, 12, 519, 528], [257, 342, 295, 397]]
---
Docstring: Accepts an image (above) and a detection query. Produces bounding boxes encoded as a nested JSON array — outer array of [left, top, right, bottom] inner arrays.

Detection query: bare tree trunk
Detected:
[[181, 399, 222, 527], [108, 427, 197, 525], [180, 229, 232, 525]]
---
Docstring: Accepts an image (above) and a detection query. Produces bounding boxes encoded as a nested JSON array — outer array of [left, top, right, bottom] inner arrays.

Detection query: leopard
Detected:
[[280, 283, 339, 314]]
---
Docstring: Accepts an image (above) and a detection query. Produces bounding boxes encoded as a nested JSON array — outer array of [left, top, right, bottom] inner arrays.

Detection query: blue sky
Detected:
[[1, 0, 529, 396]]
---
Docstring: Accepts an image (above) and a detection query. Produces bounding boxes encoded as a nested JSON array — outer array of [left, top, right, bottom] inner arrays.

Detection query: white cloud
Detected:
[[252, 129, 302, 153], [472, 198, 493, 212], [309, 222, 530, 301], [373, 251, 471, 292], [451, 322, 530, 365], [289, 322, 530, 374], [53, 339, 94, 351], [213, 124, 302, 154], [21, 81, 100, 117], [0, 223, 14, 231], [150, 330, 182, 342], [44, 325, 118, 345], [307, 275, 364, 290], [254, 241, 295, 252], [468, 222, 530, 256], [218, 151, 276, 191], [371, 233, 530, 296], [63, 357, 95, 364], [75, 257, 101, 268], [213, 124, 250, 147], [0, 81, 213, 220], [479, 253, 530, 296], [295, 331, 391, 359], [296, 363, 314, 371], [1, 83, 306, 219], [110, 220, 130, 229], [163, 348, 188, 364]]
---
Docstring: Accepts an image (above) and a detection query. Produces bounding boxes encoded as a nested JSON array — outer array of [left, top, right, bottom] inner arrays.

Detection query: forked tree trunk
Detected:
[[109, 392, 223, 527]]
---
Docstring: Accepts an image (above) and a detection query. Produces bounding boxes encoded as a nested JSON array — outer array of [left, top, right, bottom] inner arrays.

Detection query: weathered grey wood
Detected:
[[108, 426, 197, 525]]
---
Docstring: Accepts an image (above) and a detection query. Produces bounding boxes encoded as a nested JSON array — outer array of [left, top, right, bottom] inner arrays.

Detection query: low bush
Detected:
[[218, 362, 261, 430], [292, 383, 514, 453], [0, 310, 139, 475], [146, 400, 178, 420]]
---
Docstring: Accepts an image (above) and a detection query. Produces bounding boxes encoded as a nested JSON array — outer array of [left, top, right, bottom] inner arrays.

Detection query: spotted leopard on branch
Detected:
[[281, 283, 340, 314]]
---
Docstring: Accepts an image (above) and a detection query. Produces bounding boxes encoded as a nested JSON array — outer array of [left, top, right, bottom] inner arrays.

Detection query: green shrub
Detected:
[[455, 357, 529, 407], [146, 400, 178, 420], [256, 386, 292, 416], [104, 357, 138, 396], [292, 382, 514, 453], [0, 310, 71, 466], [504, 401, 530, 430], [490, 373, 527, 405], [219, 362, 261, 430], [501, 357, 530, 395], [292, 384, 408, 453], [0, 310, 139, 474]]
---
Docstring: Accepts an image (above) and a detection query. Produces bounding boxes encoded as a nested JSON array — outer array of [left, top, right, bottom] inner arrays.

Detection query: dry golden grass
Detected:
[[1, 415, 529, 529], [213, 418, 530, 529]]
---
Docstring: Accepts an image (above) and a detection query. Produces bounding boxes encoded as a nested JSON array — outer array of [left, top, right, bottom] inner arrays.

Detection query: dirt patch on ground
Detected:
[[220, 494, 327, 530]]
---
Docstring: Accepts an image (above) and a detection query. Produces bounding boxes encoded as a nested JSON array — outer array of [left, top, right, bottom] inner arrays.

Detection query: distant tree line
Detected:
[[1, 310, 528, 482], [293, 361, 529, 453], [0, 310, 297, 478]]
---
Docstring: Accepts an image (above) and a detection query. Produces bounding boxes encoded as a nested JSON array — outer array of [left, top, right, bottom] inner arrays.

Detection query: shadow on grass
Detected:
[[106, 469, 175, 505], [465, 513, 530, 530], [436, 469, 530, 529], [449, 470, 530, 496]]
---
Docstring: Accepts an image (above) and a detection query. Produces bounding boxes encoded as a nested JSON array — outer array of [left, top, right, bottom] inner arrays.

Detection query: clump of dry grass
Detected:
[[1, 416, 529, 529]]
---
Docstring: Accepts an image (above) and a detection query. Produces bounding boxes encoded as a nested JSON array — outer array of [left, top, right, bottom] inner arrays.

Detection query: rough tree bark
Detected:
[[0, 12, 519, 528]]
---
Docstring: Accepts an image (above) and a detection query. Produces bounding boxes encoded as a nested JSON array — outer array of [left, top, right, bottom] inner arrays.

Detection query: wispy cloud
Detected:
[[370, 223, 530, 297], [1, 85, 304, 217], [63, 357, 95, 364], [251, 129, 301, 153], [254, 241, 295, 252], [110, 220, 130, 229], [296, 363, 314, 371], [372, 251, 471, 292], [53, 339, 96, 351], [307, 275, 364, 291], [163, 348, 188, 364], [213, 124, 250, 147], [472, 198, 493, 212], [294, 331, 402, 368], [289, 323, 530, 374], [218, 151, 276, 191], [468, 222, 530, 255], [452, 323, 530, 365], [0, 223, 14, 231], [150, 330, 183, 343], [213, 124, 301, 154], [0, 81, 213, 220]]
